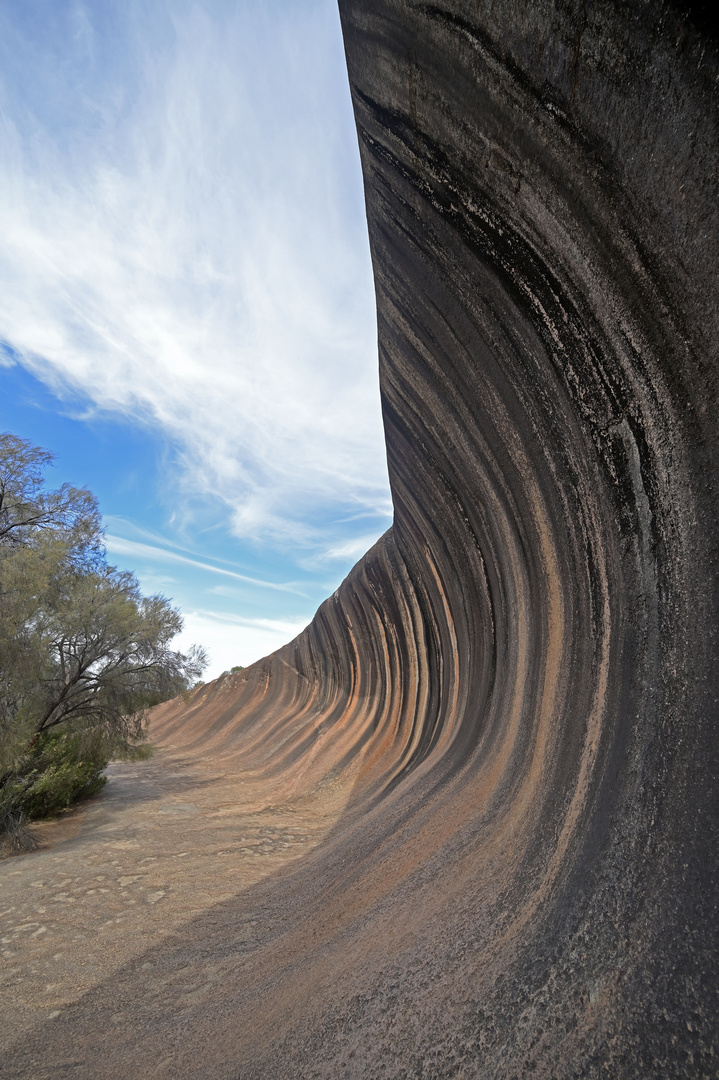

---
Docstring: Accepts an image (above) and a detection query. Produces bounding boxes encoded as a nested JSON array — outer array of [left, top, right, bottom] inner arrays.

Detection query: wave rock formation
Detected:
[[12, 2, 717, 1077]]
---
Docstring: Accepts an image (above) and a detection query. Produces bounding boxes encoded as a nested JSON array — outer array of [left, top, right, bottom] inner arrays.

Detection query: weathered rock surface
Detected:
[[5, 1, 718, 1076]]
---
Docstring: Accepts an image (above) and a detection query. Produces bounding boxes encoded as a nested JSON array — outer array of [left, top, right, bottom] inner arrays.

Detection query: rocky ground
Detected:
[[1, 740, 353, 1067]]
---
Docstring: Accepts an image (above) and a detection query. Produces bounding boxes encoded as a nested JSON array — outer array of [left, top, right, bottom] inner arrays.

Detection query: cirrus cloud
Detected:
[[0, 0, 391, 556]]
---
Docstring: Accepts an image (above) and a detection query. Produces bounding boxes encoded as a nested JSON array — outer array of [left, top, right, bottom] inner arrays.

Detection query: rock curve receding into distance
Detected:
[[7, 2, 717, 1077]]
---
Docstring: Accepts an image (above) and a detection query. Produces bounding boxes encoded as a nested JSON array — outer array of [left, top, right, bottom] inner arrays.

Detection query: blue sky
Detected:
[[0, 0, 390, 679]]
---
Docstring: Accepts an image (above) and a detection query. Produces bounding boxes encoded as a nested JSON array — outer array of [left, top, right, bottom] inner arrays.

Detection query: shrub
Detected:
[[2, 728, 109, 823]]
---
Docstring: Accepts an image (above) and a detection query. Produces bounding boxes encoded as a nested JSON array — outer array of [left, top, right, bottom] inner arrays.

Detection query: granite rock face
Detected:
[[8, 2, 717, 1077], [324, 2, 719, 1073], [167, 4, 715, 1072]]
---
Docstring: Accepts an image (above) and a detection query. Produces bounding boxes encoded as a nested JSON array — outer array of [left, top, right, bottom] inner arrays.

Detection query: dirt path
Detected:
[[1, 743, 353, 1062]]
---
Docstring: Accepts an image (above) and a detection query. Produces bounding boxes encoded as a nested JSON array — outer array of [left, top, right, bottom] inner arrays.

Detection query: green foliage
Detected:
[[4, 728, 108, 822], [0, 432, 103, 563], [0, 432, 208, 849], [0, 559, 205, 747], [230, 665, 244, 672]]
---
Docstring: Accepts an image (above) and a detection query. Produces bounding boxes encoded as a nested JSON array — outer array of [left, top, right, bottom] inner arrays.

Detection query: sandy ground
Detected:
[[0, 742, 353, 1061]]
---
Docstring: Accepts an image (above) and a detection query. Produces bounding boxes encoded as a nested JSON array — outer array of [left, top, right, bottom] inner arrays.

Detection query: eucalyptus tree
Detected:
[[0, 433, 206, 843]]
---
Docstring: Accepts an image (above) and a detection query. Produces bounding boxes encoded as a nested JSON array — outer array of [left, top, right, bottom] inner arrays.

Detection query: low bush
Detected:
[[0, 726, 157, 856], [2, 728, 109, 823]]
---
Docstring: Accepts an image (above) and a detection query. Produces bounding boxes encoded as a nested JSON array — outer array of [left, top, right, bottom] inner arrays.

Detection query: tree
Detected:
[[0, 432, 102, 555], [0, 433, 207, 848]]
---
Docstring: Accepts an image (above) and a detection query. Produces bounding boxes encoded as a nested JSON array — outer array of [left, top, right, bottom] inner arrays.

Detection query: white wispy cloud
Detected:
[[321, 533, 387, 562], [0, 0, 391, 556], [104, 534, 308, 595], [174, 608, 311, 680]]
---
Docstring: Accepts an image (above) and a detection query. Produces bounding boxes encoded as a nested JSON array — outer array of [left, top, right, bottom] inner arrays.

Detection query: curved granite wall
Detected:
[[149, 4, 719, 1072], [334, 2, 719, 1073], [32, 2, 715, 1076]]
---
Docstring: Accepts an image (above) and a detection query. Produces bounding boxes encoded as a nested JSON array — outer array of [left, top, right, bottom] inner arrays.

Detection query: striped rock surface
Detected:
[[152, 3, 719, 1073]]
